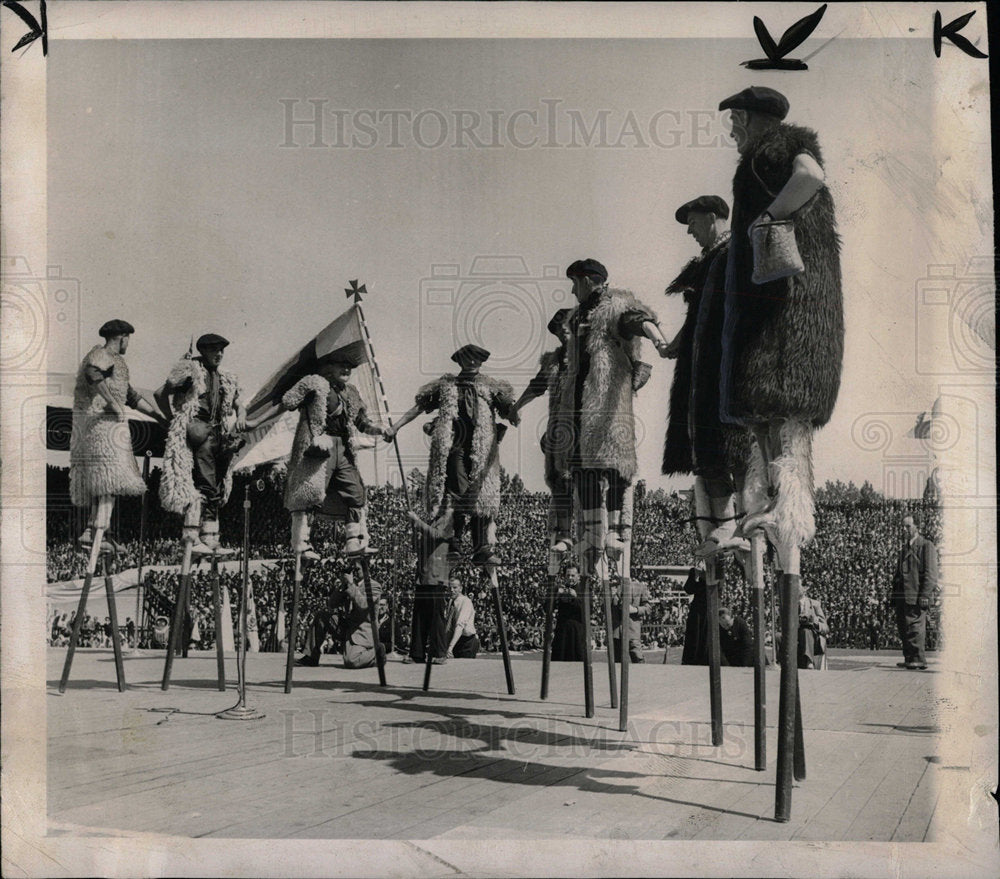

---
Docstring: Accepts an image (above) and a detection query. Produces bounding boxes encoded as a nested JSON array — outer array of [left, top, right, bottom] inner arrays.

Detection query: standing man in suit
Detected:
[[797, 582, 829, 669], [890, 513, 938, 670]]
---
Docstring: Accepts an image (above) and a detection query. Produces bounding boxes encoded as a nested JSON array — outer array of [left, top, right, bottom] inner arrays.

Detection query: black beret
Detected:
[[98, 319, 135, 338], [718, 86, 789, 120], [675, 195, 730, 224], [565, 258, 608, 282], [547, 308, 571, 337], [450, 344, 491, 366], [196, 333, 230, 351], [323, 339, 367, 368]]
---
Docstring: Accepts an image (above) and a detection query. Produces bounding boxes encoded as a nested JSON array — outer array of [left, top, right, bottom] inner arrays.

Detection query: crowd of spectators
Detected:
[[46, 466, 942, 654]]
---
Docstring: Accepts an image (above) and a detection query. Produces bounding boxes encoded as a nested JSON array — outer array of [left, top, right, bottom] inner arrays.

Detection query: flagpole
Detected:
[[347, 281, 412, 510]]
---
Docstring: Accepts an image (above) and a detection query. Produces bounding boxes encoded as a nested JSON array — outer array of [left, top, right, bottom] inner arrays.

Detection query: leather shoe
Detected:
[[295, 655, 319, 667], [896, 662, 910, 668], [431, 657, 448, 665]]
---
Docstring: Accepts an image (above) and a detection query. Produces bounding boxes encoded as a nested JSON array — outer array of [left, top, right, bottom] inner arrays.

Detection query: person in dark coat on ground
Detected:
[[719, 606, 754, 667], [551, 563, 587, 661], [681, 567, 709, 665], [890, 512, 938, 670], [405, 509, 453, 664]]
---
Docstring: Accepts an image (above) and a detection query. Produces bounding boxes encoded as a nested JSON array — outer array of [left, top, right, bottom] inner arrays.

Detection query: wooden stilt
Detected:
[[211, 556, 226, 691], [705, 560, 723, 746], [751, 534, 767, 771], [284, 553, 303, 693], [794, 685, 806, 781], [104, 560, 127, 692], [59, 527, 107, 693], [775, 571, 800, 822], [539, 572, 556, 700], [618, 574, 630, 732], [358, 553, 387, 687], [580, 571, 595, 718], [422, 653, 433, 692], [488, 566, 515, 696], [602, 574, 618, 709], [161, 541, 194, 691]]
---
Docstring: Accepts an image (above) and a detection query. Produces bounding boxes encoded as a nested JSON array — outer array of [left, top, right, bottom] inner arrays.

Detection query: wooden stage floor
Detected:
[[48, 648, 944, 842]]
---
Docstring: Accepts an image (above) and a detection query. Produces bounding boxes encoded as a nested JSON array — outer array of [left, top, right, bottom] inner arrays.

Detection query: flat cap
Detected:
[[718, 86, 789, 120], [451, 344, 491, 366], [547, 308, 572, 337], [565, 258, 608, 282], [98, 319, 135, 338], [323, 339, 367, 368], [196, 333, 230, 350], [675, 195, 730, 224]]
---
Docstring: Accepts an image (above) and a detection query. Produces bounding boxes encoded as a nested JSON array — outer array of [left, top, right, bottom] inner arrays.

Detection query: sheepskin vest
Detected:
[[418, 373, 517, 519], [720, 123, 844, 427], [159, 358, 241, 514], [552, 288, 653, 484], [282, 374, 366, 511], [69, 345, 146, 505], [662, 232, 730, 476], [536, 349, 568, 493]]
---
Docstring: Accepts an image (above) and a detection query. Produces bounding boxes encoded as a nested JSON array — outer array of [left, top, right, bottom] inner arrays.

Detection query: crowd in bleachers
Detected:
[[46, 466, 942, 654]]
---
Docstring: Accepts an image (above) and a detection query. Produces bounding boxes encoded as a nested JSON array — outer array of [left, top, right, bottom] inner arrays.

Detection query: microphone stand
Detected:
[[217, 484, 265, 720]]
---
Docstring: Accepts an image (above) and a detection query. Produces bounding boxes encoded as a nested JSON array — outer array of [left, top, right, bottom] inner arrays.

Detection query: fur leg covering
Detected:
[[742, 434, 771, 517], [290, 511, 315, 555], [772, 418, 816, 551], [93, 495, 115, 530]]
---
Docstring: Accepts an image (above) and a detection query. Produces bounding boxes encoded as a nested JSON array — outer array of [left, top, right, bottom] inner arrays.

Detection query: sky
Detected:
[[46, 37, 993, 495]]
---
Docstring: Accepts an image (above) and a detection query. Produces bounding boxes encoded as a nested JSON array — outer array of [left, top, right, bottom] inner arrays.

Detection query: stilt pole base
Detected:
[[216, 705, 266, 721]]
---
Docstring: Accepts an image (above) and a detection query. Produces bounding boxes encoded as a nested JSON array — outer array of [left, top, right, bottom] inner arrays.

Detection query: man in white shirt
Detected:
[[445, 576, 480, 659]]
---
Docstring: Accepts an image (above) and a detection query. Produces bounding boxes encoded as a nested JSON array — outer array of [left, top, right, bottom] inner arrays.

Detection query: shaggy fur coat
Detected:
[[550, 288, 656, 484], [281, 374, 369, 512], [159, 358, 241, 515], [533, 349, 568, 493], [416, 373, 518, 519], [662, 232, 749, 477], [720, 123, 844, 427], [69, 345, 147, 505]]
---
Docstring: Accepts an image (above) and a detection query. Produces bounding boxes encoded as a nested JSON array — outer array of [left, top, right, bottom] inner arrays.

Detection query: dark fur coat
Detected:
[[662, 232, 748, 477], [720, 123, 844, 427]]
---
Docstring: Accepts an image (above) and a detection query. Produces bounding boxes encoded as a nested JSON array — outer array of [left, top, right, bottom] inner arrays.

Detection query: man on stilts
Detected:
[[386, 344, 519, 566], [280, 342, 384, 561], [543, 259, 668, 713], [661, 195, 752, 749], [662, 195, 750, 559], [62, 319, 165, 691], [718, 86, 844, 819], [157, 333, 247, 555], [71, 319, 162, 552]]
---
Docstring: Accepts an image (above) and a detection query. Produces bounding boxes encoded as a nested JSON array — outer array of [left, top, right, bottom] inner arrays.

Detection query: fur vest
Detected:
[[720, 122, 844, 427], [282, 375, 367, 511], [69, 345, 146, 505], [416, 373, 518, 519], [536, 349, 568, 492], [159, 358, 241, 514], [662, 232, 749, 477], [551, 288, 655, 484]]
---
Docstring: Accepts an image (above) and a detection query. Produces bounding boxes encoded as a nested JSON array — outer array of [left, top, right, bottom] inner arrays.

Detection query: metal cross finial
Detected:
[[345, 280, 368, 303]]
